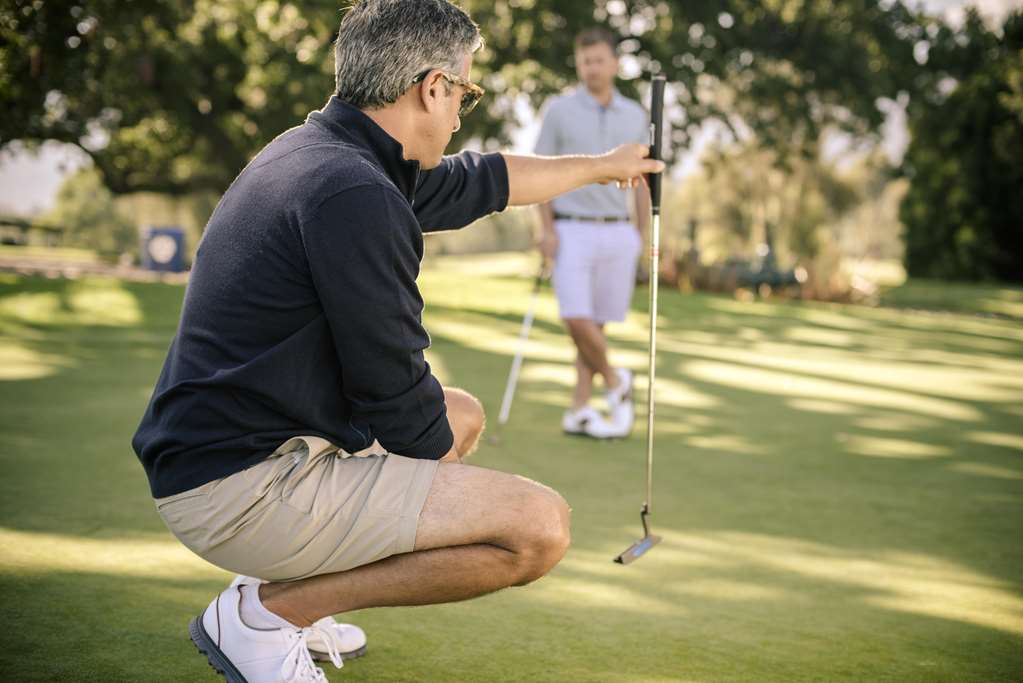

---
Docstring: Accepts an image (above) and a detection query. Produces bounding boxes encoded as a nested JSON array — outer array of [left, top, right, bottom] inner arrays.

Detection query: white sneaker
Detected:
[[606, 368, 635, 436], [230, 575, 367, 662], [190, 586, 342, 683], [606, 367, 633, 409], [562, 406, 619, 439]]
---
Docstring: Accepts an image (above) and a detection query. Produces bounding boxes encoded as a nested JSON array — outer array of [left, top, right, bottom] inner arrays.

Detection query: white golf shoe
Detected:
[[230, 575, 367, 662], [562, 405, 619, 439], [190, 586, 343, 683], [606, 368, 635, 437]]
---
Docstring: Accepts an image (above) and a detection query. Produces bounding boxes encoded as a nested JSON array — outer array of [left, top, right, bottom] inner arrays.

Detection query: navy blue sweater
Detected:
[[133, 96, 509, 498]]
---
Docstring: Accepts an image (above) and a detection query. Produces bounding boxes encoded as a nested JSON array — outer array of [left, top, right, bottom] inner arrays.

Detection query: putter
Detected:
[[491, 262, 547, 443], [615, 74, 666, 565]]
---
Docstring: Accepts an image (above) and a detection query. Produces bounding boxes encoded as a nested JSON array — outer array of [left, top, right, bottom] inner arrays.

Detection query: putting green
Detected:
[[1, 255, 1021, 681]]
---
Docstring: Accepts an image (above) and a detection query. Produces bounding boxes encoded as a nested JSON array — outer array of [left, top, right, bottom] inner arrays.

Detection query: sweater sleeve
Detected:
[[301, 184, 453, 459], [413, 151, 509, 232]]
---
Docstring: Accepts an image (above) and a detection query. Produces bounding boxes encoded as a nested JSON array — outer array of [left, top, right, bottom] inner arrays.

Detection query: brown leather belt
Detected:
[[554, 213, 630, 224]]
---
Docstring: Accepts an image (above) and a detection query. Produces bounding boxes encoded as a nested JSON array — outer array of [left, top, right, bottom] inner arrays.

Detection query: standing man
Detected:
[[535, 28, 651, 439], [132, 2, 663, 682]]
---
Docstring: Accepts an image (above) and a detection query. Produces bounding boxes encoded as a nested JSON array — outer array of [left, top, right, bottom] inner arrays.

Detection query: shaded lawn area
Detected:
[[0, 257, 1021, 682]]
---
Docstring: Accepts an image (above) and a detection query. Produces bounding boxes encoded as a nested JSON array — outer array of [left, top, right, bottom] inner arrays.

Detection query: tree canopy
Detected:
[[899, 9, 1023, 282], [3, 0, 930, 195], [4, 1, 1019, 281]]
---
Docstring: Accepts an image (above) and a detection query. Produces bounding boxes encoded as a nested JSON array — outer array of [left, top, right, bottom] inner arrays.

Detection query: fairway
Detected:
[[1, 255, 1022, 682]]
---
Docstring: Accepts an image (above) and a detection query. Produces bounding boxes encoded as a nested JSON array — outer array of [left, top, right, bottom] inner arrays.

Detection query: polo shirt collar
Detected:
[[308, 96, 421, 202], [575, 85, 624, 111]]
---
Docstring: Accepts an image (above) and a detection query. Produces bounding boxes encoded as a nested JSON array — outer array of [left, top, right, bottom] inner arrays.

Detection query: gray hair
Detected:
[[334, 0, 483, 109]]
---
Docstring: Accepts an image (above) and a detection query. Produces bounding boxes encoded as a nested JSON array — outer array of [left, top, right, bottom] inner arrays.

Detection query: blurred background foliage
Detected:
[[35, 167, 136, 256], [0, 0, 1020, 282], [899, 11, 1023, 282]]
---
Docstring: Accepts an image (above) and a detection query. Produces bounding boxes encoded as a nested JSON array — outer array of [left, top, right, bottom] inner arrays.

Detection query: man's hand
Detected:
[[594, 144, 665, 190]]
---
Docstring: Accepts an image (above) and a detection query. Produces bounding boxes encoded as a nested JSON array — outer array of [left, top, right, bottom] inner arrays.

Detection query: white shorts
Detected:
[[553, 219, 642, 323]]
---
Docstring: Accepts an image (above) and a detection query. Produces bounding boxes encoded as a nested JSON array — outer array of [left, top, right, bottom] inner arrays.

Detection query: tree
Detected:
[[1, 0, 344, 194], [664, 140, 861, 265], [469, 0, 926, 156], [38, 167, 136, 254], [900, 9, 1023, 282], [2, 1, 928, 196]]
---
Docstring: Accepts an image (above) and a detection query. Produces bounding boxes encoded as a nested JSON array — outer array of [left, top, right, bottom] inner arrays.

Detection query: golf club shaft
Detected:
[[646, 213, 659, 510], [645, 75, 666, 513], [497, 269, 544, 425]]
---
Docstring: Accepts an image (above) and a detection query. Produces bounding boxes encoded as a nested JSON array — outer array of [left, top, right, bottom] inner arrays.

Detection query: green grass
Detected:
[[0, 244, 102, 263], [880, 278, 1023, 319], [1, 256, 1022, 682]]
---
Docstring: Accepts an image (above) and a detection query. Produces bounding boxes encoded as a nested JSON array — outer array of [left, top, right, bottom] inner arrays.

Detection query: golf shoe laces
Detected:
[[279, 621, 343, 682]]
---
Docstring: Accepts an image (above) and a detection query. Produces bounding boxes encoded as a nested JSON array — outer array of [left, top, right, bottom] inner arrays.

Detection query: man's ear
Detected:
[[417, 69, 446, 113]]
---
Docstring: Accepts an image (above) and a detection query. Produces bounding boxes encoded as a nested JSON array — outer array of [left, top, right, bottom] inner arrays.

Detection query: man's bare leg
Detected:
[[259, 465, 570, 625], [572, 353, 595, 410], [443, 386, 485, 457], [565, 318, 618, 394], [257, 386, 569, 626], [571, 320, 613, 409]]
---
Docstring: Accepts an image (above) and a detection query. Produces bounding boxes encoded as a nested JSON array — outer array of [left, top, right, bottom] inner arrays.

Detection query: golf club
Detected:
[[490, 262, 547, 444], [615, 74, 666, 565]]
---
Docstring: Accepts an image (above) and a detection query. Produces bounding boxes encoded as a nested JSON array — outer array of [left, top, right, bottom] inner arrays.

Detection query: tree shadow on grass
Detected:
[[426, 302, 567, 337], [424, 302, 1023, 578], [2, 273, 1022, 681]]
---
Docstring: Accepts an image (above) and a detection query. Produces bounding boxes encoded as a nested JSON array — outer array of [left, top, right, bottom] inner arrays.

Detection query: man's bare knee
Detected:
[[444, 387, 485, 457], [563, 317, 590, 335], [511, 488, 571, 586], [414, 465, 569, 589]]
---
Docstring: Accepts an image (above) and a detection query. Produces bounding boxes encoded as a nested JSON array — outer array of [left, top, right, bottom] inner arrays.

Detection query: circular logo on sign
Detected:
[[148, 234, 178, 264]]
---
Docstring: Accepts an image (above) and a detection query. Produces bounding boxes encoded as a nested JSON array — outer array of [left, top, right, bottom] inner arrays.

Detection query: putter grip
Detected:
[[648, 75, 666, 214]]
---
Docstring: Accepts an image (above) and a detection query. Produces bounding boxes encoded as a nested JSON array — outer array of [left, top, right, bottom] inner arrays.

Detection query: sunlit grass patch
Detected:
[[0, 341, 75, 380], [0, 245, 100, 263], [684, 359, 983, 421], [840, 434, 951, 459], [966, 431, 1023, 452], [0, 277, 142, 327], [881, 279, 1023, 319], [949, 462, 1023, 481], [0, 527, 225, 580]]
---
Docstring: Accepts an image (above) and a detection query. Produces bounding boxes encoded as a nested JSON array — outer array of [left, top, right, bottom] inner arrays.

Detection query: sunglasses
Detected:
[[411, 69, 485, 117]]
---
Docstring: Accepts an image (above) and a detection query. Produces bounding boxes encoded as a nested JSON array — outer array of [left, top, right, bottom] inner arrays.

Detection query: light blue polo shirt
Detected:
[[533, 86, 649, 218]]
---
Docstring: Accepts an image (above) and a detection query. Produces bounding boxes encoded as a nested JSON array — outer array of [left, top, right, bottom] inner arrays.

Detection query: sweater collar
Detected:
[[308, 96, 421, 202]]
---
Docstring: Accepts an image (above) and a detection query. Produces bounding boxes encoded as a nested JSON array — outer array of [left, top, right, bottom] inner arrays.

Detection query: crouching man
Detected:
[[132, 1, 662, 681]]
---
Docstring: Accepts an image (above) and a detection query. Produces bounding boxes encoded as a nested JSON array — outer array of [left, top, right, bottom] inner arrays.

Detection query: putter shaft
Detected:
[[645, 212, 659, 512]]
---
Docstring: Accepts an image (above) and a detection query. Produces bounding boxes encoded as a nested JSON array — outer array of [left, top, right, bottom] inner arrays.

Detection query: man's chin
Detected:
[[419, 152, 446, 170]]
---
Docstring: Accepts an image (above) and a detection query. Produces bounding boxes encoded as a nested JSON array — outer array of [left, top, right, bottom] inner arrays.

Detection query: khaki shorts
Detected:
[[155, 436, 439, 582]]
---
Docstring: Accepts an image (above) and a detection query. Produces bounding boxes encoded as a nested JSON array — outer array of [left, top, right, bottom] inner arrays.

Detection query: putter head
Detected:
[[613, 534, 661, 564]]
